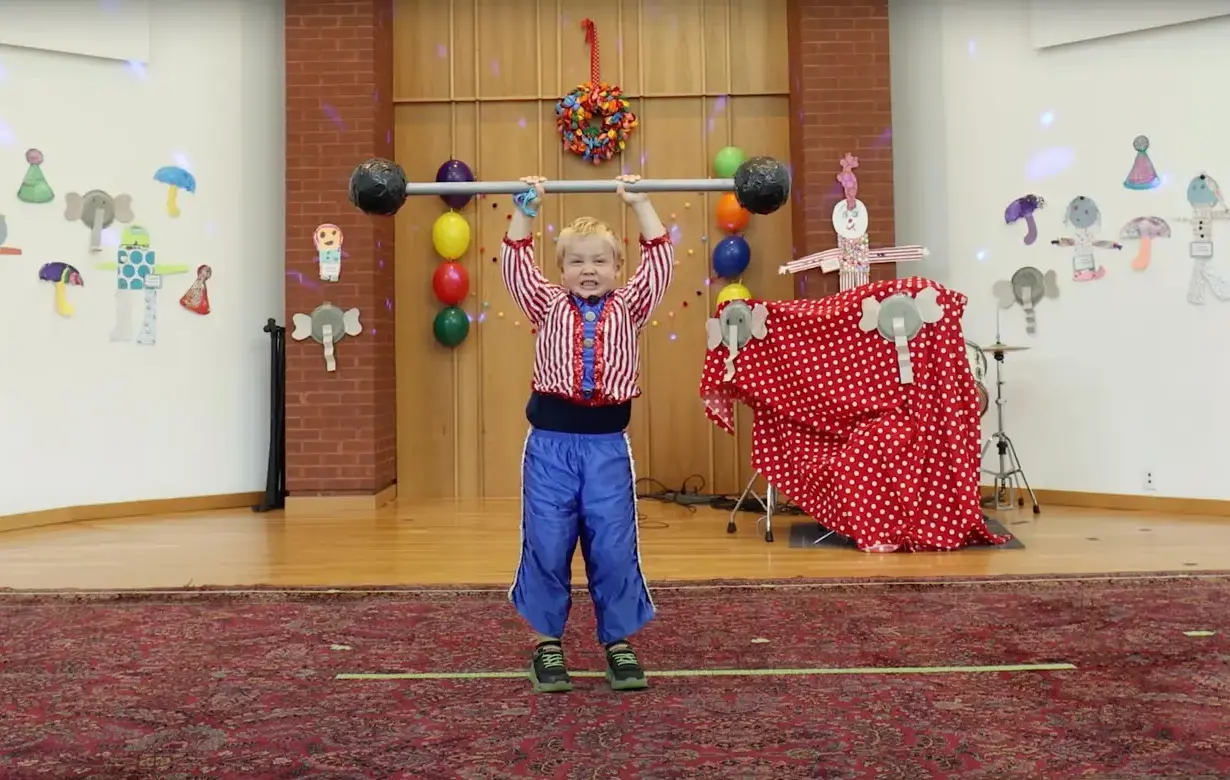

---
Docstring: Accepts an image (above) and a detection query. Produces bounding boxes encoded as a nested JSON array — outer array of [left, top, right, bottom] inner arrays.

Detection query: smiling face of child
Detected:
[[557, 218, 622, 298]]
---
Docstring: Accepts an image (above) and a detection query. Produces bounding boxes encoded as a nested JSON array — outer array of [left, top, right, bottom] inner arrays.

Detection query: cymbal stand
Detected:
[[979, 314, 1040, 514]]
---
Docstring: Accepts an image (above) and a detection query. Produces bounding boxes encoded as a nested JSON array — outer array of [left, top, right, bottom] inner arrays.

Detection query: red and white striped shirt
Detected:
[[501, 233, 674, 404]]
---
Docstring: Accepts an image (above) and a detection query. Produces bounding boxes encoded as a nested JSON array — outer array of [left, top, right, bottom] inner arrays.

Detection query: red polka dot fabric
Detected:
[[700, 277, 1009, 552]]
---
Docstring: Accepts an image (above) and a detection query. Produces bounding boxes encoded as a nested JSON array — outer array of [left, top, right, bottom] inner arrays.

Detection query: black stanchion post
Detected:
[[253, 318, 287, 512]]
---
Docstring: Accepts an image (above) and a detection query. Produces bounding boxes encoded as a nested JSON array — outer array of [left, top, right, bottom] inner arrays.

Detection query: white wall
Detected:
[[0, 0, 285, 514], [891, 1, 1230, 500]]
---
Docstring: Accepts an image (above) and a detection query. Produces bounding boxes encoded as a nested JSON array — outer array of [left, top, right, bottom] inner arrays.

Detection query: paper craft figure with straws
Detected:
[[858, 286, 945, 384], [778, 154, 928, 291], [95, 225, 189, 344], [993, 267, 1059, 335], [1049, 196, 1121, 282], [1176, 173, 1230, 305]]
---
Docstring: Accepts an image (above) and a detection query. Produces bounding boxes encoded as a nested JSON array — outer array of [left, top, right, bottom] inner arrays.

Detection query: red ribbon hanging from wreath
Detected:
[[556, 19, 637, 164], [583, 19, 601, 86]]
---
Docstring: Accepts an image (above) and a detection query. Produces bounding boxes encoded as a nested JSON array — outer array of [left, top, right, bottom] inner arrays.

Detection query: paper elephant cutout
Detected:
[[992, 267, 1059, 335], [64, 190, 134, 253], [706, 300, 769, 381], [291, 303, 362, 372], [858, 286, 945, 384]]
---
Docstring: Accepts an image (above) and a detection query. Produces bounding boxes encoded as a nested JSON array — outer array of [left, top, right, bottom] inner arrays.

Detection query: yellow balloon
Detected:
[[716, 282, 751, 307], [432, 212, 471, 260]]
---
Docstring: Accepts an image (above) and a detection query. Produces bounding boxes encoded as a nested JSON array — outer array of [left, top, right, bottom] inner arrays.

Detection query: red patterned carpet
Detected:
[[2, 574, 1229, 779]]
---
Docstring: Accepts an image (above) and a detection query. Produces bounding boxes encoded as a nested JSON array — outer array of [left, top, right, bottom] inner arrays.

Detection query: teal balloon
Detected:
[[713, 146, 746, 178], [433, 306, 470, 347]]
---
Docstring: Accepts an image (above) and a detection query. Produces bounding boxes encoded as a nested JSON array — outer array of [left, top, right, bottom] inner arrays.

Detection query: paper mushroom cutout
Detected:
[[291, 303, 362, 372], [858, 287, 945, 384], [1005, 195, 1045, 245], [64, 190, 134, 252], [993, 267, 1058, 335], [706, 299, 769, 381], [154, 166, 196, 218], [38, 262, 83, 317], [1119, 217, 1171, 271]]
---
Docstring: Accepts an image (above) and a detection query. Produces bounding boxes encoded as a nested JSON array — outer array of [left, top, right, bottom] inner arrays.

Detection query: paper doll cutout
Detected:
[[315, 224, 343, 281], [705, 300, 768, 381], [95, 226, 189, 342], [1124, 136, 1160, 191], [38, 262, 82, 318], [1005, 195, 1045, 245], [1119, 217, 1170, 270], [1177, 173, 1230, 305], [17, 149, 54, 204], [1050, 196, 1121, 281], [778, 153, 928, 289], [65, 190, 134, 252], [858, 287, 944, 384], [291, 303, 362, 372], [180, 265, 211, 315], [153, 166, 196, 218], [993, 267, 1058, 335], [0, 214, 21, 255]]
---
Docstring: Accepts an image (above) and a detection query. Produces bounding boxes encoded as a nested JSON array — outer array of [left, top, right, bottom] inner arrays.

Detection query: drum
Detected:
[[964, 340, 990, 418]]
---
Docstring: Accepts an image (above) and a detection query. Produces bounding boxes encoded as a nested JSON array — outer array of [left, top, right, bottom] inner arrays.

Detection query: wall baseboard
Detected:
[[0, 492, 265, 535], [980, 486, 1230, 517], [3, 484, 1221, 535], [283, 483, 398, 517]]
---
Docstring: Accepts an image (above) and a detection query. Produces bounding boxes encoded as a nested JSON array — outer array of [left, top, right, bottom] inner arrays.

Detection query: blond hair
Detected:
[[555, 217, 623, 264]]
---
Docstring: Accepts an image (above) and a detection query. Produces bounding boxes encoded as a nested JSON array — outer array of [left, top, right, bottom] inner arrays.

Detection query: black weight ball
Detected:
[[733, 157, 791, 215], [349, 158, 409, 216]]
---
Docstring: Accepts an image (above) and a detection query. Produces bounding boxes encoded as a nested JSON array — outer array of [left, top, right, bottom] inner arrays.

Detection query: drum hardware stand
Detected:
[[727, 474, 781, 542], [979, 315, 1041, 514]]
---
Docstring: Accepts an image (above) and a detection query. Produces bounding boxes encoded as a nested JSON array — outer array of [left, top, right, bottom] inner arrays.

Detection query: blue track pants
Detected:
[[509, 429, 655, 644]]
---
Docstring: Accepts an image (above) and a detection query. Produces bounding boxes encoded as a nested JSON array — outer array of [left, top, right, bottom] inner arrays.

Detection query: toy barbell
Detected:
[[348, 157, 792, 217]]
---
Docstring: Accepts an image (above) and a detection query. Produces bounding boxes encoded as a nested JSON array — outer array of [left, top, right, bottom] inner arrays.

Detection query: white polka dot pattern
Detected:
[[700, 277, 1009, 552]]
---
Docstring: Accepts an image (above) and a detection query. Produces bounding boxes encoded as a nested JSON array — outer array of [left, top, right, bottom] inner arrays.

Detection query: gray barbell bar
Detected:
[[403, 178, 737, 196]]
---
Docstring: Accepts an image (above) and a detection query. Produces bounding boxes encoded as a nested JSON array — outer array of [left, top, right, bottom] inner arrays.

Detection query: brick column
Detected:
[[284, 0, 396, 497], [788, 0, 895, 300]]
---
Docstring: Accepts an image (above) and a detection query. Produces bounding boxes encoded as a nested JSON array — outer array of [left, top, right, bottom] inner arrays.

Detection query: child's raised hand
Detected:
[[616, 174, 648, 205], [519, 176, 547, 199]]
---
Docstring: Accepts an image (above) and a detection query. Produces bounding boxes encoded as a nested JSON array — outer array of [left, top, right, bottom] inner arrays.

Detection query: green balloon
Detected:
[[713, 146, 746, 178], [433, 306, 470, 347]]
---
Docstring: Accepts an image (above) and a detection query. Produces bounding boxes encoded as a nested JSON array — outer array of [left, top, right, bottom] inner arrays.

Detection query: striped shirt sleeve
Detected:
[[501, 235, 555, 325], [620, 234, 674, 327]]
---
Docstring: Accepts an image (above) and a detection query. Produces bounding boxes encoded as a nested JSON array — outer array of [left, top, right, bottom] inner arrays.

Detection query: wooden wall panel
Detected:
[[393, 0, 790, 498]]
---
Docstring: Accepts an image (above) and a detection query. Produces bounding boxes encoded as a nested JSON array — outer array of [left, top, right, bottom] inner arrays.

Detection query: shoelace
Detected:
[[609, 650, 638, 668], [537, 649, 566, 669]]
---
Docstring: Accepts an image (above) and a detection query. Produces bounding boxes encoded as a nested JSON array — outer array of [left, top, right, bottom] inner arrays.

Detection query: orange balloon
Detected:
[[715, 193, 750, 233]]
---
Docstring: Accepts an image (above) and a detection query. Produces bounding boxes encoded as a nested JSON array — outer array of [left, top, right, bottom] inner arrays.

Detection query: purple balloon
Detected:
[[435, 159, 475, 209]]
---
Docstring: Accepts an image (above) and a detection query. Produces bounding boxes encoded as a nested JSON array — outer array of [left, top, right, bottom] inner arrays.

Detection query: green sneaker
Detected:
[[604, 642, 649, 691], [529, 642, 573, 693]]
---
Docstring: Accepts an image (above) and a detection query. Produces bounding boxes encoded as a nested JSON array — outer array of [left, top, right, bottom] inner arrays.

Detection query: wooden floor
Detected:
[[0, 499, 1227, 590]]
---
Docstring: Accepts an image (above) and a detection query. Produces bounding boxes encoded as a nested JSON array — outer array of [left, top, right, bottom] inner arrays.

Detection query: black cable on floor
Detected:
[[636, 475, 808, 517]]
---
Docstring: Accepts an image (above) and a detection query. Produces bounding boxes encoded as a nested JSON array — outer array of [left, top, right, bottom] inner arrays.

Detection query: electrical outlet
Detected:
[[1143, 470, 1156, 491]]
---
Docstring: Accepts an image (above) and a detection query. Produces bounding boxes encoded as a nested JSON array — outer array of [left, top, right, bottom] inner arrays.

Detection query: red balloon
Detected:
[[432, 261, 470, 305]]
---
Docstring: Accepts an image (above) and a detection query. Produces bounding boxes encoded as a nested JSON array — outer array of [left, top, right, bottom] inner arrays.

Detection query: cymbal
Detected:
[[977, 343, 1030, 353]]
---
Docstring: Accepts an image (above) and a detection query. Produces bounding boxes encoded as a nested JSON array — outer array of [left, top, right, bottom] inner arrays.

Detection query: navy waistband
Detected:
[[526, 391, 631, 434]]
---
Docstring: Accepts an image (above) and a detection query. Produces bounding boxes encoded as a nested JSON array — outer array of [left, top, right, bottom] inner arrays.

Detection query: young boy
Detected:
[[500, 174, 674, 693]]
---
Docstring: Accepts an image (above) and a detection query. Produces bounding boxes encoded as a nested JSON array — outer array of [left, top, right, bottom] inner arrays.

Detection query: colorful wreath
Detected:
[[556, 84, 636, 164], [555, 20, 636, 164]]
